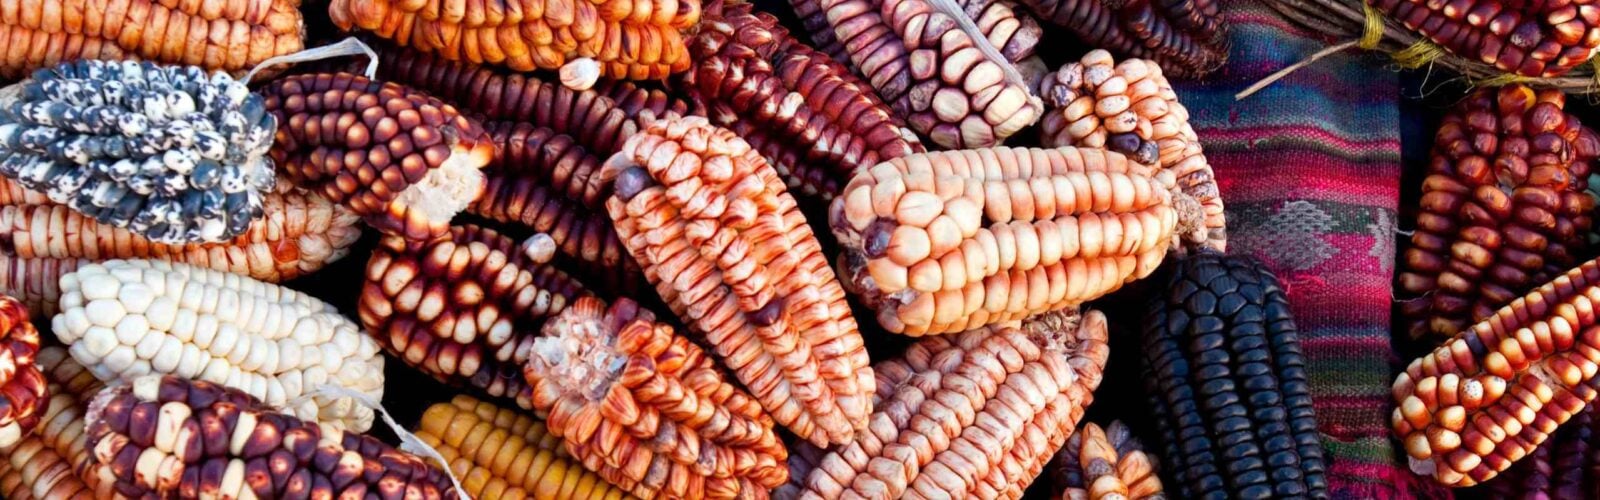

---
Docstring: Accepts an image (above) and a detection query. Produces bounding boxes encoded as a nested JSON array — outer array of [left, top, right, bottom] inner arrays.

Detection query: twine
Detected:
[[1236, 2, 1387, 99], [1390, 39, 1446, 69]]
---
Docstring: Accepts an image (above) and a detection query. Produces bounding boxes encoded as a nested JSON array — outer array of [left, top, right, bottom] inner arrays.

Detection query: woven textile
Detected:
[[1172, 2, 1442, 498]]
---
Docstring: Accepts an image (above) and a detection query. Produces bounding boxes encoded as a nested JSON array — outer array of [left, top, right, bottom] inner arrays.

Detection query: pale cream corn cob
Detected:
[[52, 259, 385, 432]]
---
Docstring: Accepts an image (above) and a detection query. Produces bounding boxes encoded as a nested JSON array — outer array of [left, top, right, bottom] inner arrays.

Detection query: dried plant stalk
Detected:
[[1393, 257, 1600, 487], [413, 394, 633, 500], [781, 309, 1110, 499], [0, 0, 305, 79], [1370, 0, 1600, 78], [328, 0, 700, 82], [0, 295, 44, 448], [360, 225, 589, 411], [1013, 0, 1226, 78], [830, 146, 1183, 336], [686, 1, 925, 202], [0, 181, 360, 317], [261, 72, 494, 242], [0, 347, 113, 500], [1399, 85, 1598, 339], [1142, 252, 1328, 498], [524, 296, 789, 499], [85, 374, 460, 498], [804, 0, 1044, 148], [604, 117, 873, 446], [1040, 50, 1225, 251], [52, 259, 386, 431]]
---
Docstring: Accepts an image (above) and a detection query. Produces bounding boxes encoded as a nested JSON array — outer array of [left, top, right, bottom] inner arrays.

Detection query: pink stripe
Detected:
[[1201, 126, 1402, 154]]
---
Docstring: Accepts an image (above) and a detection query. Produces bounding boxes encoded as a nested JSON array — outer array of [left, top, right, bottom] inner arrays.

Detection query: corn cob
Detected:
[[685, 1, 925, 203], [0, 0, 305, 79], [830, 146, 1185, 336], [591, 79, 703, 126], [327, 0, 700, 84], [1141, 252, 1327, 498], [368, 45, 648, 290], [805, 0, 1043, 148], [0, 346, 113, 500], [412, 394, 633, 500], [0, 182, 360, 317], [360, 225, 589, 411], [1013, 0, 1226, 79], [1040, 50, 1225, 251], [51, 259, 385, 432], [1054, 421, 1165, 500], [1481, 404, 1595, 498], [1399, 85, 1598, 340], [260, 72, 494, 242], [604, 117, 873, 446], [0, 295, 44, 448], [0, 60, 278, 244], [1372, 0, 1600, 78], [85, 374, 460, 498], [782, 308, 1109, 499], [523, 296, 788, 499], [1392, 257, 1600, 487]]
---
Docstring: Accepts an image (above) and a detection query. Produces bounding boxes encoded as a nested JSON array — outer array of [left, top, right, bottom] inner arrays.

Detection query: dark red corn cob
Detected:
[[1142, 252, 1328, 499], [260, 72, 495, 242], [359, 225, 590, 411], [0, 295, 45, 449], [686, 1, 926, 203], [85, 375, 459, 499], [1398, 85, 1599, 340], [1370, 0, 1600, 78], [1012, 0, 1228, 78]]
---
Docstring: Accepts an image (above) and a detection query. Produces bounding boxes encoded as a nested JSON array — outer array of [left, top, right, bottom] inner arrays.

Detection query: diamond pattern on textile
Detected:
[[1234, 200, 1336, 272]]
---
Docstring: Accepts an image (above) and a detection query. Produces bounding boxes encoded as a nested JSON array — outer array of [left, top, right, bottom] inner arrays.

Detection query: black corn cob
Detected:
[[1140, 251, 1328, 499]]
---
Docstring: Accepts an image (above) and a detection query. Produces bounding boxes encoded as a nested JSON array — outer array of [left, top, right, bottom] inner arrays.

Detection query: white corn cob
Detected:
[[51, 260, 385, 432], [0, 178, 362, 316]]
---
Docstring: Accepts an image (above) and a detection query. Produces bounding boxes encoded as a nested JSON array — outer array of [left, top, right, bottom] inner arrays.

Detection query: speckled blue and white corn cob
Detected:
[[0, 60, 277, 244]]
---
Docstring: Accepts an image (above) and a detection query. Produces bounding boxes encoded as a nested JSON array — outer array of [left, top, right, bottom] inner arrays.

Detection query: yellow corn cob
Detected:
[[0, 179, 361, 317], [52, 259, 386, 432], [0, 346, 113, 500], [413, 395, 633, 500]]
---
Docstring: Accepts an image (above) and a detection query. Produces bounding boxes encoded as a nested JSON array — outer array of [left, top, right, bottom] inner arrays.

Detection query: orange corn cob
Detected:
[[413, 395, 633, 500], [1393, 257, 1600, 487], [782, 309, 1110, 499], [0, 180, 361, 316], [328, 0, 700, 83], [525, 296, 789, 499], [0, 0, 305, 79], [604, 117, 873, 446], [829, 146, 1184, 335]]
